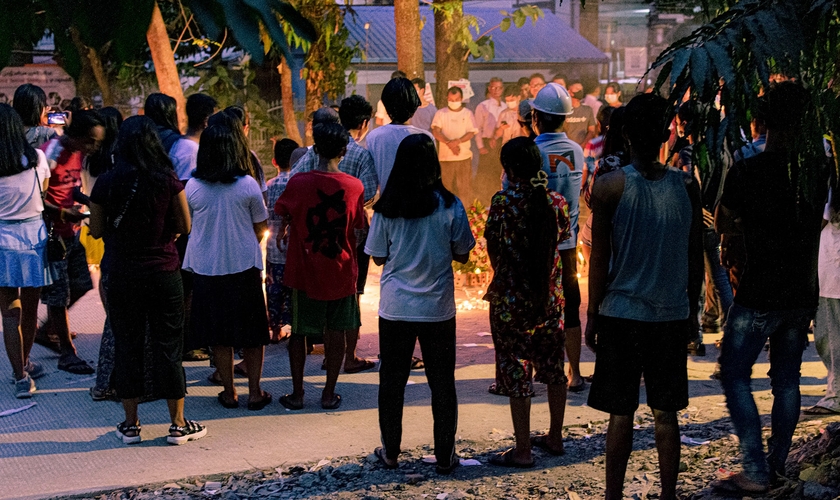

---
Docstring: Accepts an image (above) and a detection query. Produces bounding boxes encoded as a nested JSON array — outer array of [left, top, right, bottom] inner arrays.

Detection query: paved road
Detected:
[[0, 266, 830, 499]]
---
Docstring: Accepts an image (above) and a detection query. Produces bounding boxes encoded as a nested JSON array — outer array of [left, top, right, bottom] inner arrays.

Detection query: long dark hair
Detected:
[[13, 84, 47, 127], [206, 111, 259, 183], [112, 116, 177, 229], [602, 106, 626, 157], [373, 134, 456, 219], [144, 93, 180, 133], [194, 124, 248, 183], [0, 103, 38, 178], [87, 107, 123, 177], [499, 137, 558, 316]]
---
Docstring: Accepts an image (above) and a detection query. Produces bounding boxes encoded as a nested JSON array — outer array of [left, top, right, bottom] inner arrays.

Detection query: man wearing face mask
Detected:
[[474, 78, 506, 206], [564, 82, 598, 148], [431, 87, 479, 202], [494, 84, 525, 147]]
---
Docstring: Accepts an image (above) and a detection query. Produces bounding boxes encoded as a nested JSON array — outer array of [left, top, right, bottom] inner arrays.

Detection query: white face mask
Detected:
[[605, 94, 619, 104], [448, 101, 462, 111], [506, 100, 519, 110]]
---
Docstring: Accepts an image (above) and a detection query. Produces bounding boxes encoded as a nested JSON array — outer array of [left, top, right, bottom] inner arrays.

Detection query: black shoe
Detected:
[[687, 340, 706, 356]]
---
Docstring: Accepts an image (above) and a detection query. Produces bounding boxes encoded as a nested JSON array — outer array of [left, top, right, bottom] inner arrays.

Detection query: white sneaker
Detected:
[[14, 375, 35, 399]]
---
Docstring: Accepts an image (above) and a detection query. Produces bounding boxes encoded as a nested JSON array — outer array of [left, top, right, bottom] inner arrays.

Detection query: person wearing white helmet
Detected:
[[530, 83, 587, 394]]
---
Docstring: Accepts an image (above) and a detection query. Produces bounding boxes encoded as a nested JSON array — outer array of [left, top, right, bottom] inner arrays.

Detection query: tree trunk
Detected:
[[66, 26, 100, 102], [279, 56, 303, 145], [433, 0, 468, 106], [146, 1, 187, 132], [394, 0, 425, 80], [86, 46, 113, 106]]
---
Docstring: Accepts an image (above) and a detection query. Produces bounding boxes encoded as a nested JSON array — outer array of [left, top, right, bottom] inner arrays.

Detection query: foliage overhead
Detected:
[[648, 0, 839, 204]]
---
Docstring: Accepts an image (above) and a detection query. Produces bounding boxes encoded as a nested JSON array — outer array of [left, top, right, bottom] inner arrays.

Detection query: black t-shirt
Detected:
[[719, 152, 827, 310]]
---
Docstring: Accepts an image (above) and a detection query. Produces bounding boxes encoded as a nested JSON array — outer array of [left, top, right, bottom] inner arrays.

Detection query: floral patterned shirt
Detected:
[[484, 183, 571, 333]]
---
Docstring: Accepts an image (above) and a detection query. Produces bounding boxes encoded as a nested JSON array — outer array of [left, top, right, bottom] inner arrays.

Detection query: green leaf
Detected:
[[689, 46, 710, 98], [206, 75, 220, 87], [513, 10, 526, 28], [705, 41, 735, 90], [670, 48, 691, 89], [500, 17, 511, 32]]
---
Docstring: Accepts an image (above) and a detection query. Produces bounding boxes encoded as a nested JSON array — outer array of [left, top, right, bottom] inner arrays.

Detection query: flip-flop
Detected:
[[279, 394, 304, 411], [217, 391, 239, 409], [374, 446, 398, 469], [270, 332, 291, 344], [711, 473, 769, 494], [57, 354, 94, 375], [803, 405, 840, 415], [410, 356, 424, 369], [568, 379, 587, 393], [344, 359, 375, 374], [488, 448, 535, 469], [247, 391, 273, 411], [34, 333, 61, 353], [531, 434, 565, 456], [321, 394, 342, 410]]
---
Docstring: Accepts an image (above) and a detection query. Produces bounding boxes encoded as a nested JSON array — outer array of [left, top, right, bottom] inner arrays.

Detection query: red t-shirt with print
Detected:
[[274, 170, 365, 301], [41, 138, 84, 238]]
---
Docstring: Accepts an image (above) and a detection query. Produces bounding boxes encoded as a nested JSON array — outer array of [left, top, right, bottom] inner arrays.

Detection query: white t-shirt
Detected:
[[365, 195, 476, 322], [0, 150, 50, 220], [819, 189, 840, 299], [431, 107, 479, 162], [170, 138, 199, 181], [183, 175, 268, 276], [366, 124, 434, 190]]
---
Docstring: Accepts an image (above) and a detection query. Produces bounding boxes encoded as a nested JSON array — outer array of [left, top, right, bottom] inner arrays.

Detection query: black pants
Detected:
[[108, 270, 186, 400], [378, 317, 458, 465]]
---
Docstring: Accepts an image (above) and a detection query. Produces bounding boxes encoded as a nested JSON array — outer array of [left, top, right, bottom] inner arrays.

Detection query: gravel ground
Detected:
[[60, 409, 840, 500]]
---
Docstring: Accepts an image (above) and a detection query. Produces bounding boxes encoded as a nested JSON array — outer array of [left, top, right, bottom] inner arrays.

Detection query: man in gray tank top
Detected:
[[585, 94, 704, 500]]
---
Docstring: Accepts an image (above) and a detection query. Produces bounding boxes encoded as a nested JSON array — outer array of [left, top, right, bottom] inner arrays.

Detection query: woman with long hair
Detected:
[[0, 103, 52, 398], [144, 93, 181, 153], [12, 84, 57, 148], [183, 124, 271, 411], [365, 133, 475, 473], [89, 116, 205, 444], [484, 137, 571, 467]]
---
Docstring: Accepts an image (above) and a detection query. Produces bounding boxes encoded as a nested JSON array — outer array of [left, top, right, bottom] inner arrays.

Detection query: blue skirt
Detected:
[[0, 216, 53, 288]]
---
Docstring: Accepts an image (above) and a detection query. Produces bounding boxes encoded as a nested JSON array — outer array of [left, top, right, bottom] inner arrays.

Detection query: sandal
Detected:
[[167, 420, 207, 445], [803, 405, 840, 416], [34, 328, 61, 353], [344, 359, 375, 374], [410, 356, 424, 370], [488, 448, 535, 469], [115, 421, 141, 445], [234, 362, 248, 377], [711, 473, 769, 494], [568, 379, 587, 393], [247, 391, 273, 411], [270, 331, 291, 344], [374, 446, 398, 469], [279, 393, 304, 411], [531, 434, 565, 456], [217, 391, 239, 409], [207, 371, 223, 386], [321, 394, 342, 410], [182, 349, 210, 361], [58, 354, 94, 375]]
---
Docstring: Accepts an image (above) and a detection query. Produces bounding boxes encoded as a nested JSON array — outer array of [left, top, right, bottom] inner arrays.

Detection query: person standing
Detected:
[[0, 104, 52, 398], [518, 77, 532, 100], [530, 83, 586, 393], [529, 74, 547, 99], [89, 116, 206, 445], [37, 110, 104, 374], [184, 124, 272, 411], [581, 78, 603, 118], [485, 137, 571, 468], [409, 78, 437, 133], [473, 78, 506, 206], [564, 82, 597, 149], [275, 122, 366, 411], [431, 87, 478, 203], [375, 71, 407, 127], [13, 84, 57, 149], [805, 176, 840, 416], [366, 133, 475, 473], [144, 94, 182, 153], [494, 84, 525, 147], [604, 82, 623, 109], [713, 82, 829, 494], [586, 93, 703, 500]]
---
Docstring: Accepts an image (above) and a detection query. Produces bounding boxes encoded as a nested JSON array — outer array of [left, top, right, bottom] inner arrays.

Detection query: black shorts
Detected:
[[560, 248, 581, 328], [587, 315, 689, 415]]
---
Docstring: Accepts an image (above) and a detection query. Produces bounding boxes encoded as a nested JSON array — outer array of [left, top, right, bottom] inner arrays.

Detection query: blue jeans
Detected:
[[719, 303, 811, 483]]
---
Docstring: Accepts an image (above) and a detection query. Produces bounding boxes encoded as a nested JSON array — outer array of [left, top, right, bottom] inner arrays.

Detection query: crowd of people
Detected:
[[0, 71, 837, 499]]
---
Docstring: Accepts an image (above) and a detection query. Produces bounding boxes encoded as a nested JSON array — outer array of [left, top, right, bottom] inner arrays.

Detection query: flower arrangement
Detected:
[[453, 200, 492, 285]]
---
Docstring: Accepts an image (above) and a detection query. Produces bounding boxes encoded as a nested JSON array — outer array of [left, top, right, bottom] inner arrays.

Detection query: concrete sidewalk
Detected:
[[0, 267, 831, 499]]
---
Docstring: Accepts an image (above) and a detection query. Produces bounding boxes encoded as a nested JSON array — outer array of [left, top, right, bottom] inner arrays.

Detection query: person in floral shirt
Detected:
[[484, 137, 571, 468]]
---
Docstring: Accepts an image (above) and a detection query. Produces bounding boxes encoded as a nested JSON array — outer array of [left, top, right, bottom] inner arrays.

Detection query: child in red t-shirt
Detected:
[[274, 122, 366, 411]]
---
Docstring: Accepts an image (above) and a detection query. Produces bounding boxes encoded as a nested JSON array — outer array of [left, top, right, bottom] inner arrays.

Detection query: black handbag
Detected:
[[34, 168, 66, 262]]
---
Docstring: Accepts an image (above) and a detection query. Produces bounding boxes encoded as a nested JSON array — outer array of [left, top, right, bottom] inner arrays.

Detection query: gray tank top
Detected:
[[599, 165, 692, 322]]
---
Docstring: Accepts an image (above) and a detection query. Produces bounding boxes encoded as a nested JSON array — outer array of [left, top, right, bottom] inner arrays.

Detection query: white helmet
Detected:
[[530, 83, 573, 116]]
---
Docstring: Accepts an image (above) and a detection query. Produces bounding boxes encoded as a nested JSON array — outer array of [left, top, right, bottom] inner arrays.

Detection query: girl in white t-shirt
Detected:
[[365, 133, 475, 473], [0, 104, 52, 398]]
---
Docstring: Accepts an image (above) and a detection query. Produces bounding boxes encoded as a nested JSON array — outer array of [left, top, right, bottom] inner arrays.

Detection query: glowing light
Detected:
[[576, 273, 582, 279], [263, 230, 270, 239], [474, 269, 481, 274]]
